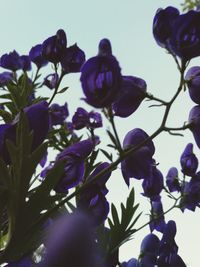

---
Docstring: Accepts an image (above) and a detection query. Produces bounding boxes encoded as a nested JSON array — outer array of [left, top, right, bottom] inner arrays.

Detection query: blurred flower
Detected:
[[29, 44, 48, 68], [49, 103, 69, 126], [20, 55, 31, 71], [113, 75, 147, 117], [180, 143, 198, 176], [0, 50, 22, 71], [5, 256, 34, 267], [61, 44, 85, 73], [42, 29, 67, 63], [80, 39, 121, 108], [166, 167, 180, 192], [0, 71, 13, 86], [43, 73, 59, 89], [121, 128, 155, 186], [185, 66, 200, 104], [121, 258, 138, 267]]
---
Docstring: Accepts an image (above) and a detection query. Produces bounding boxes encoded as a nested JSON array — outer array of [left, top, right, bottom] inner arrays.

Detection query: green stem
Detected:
[[48, 68, 65, 106]]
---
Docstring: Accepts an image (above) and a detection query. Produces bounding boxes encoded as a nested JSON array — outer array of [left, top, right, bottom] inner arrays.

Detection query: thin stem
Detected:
[[145, 92, 168, 105], [48, 69, 65, 106]]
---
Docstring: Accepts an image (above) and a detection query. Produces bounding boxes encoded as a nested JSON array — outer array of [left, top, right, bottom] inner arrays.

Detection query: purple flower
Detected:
[[49, 103, 69, 126], [54, 138, 96, 193], [166, 167, 181, 192], [80, 39, 122, 108], [121, 128, 155, 186], [142, 167, 164, 200], [185, 66, 200, 104], [29, 44, 48, 68], [113, 75, 147, 117], [0, 50, 22, 71], [158, 253, 186, 267], [20, 55, 31, 71], [72, 107, 102, 130], [43, 73, 59, 89], [61, 44, 85, 73], [121, 258, 138, 267], [188, 105, 200, 148], [42, 29, 67, 63], [41, 212, 96, 267], [180, 143, 198, 176], [0, 71, 13, 86], [150, 199, 166, 233]]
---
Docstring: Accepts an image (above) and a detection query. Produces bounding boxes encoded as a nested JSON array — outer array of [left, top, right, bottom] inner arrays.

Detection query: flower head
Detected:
[[0, 50, 22, 71], [180, 143, 198, 176], [29, 44, 48, 68]]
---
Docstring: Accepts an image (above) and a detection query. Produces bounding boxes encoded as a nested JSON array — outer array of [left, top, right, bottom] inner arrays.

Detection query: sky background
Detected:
[[0, 0, 200, 266]]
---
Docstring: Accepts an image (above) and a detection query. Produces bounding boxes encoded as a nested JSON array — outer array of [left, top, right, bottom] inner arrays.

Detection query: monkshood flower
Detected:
[[29, 44, 48, 68], [49, 103, 69, 126], [80, 38, 122, 108], [0, 71, 13, 86], [153, 7, 200, 60], [41, 212, 96, 267], [72, 107, 102, 130], [20, 55, 31, 71], [0, 50, 22, 71], [150, 199, 166, 233], [142, 166, 164, 200], [121, 258, 138, 267], [42, 29, 67, 63], [113, 75, 147, 118], [5, 256, 34, 267], [188, 105, 200, 148], [166, 167, 181, 192], [180, 143, 198, 176], [77, 162, 110, 225], [185, 66, 200, 104], [43, 73, 59, 89], [153, 6, 179, 49], [61, 44, 85, 73], [54, 138, 97, 193], [121, 128, 155, 186], [139, 233, 160, 267], [158, 253, 187, 267]]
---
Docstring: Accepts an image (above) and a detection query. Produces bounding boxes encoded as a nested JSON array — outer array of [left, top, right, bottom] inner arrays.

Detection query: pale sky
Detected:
[[0, 0, 200, 266]]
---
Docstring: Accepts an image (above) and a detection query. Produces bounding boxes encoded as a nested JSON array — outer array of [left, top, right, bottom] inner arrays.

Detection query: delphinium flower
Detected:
[[166, 167, 181, 193], [121, 258, 138, 267], [185, 66, 200, 104], [180, 143, 198, 176], [29, 44, 48, 69], [80, 38, 122, 108], [49, 103, 69, 126], [121, 128, 155, 186], [153, 6, 200, 60], [20, 55, 32, 72], [188, 105, 200, 148], [43, 73, 59, 89], [0, 50, 22, 71], [72, 107, 102, 130], [150, 198, 166, 233], [112, 75, 147, 118], [0, 71, 13, 87], [77, 162, 111, 225]]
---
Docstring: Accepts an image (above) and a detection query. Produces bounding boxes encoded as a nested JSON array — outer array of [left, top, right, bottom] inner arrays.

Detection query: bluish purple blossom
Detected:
[[29, 44, 48, 68], [0, 50, 22, 71], [180, 143, 198, 176], [113, 75, 147, 118], [49, 103, 69, 126], [43, 73, 59, 89], [0, 71, 13, 86], [121, 258, 138, 267], [20, 55, 31, 71], [150, 199, 166, 233], [185, 66, 200, 104], [80, 39, 122, 108], [166, 167, 180, 192], [188, 105, 200, 148]]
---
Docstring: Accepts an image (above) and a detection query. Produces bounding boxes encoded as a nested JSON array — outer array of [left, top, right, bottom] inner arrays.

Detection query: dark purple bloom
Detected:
[[61, 44, 85, 73], [72, 107, 102, 130], [55, 138, 96, 193], [121, 258, 138, 267], [113, 75, 147, 117], [98, 38, 112, 56], [153, 6, 179, 49], [43, 73, 59, 89], [121, 128, 155, 186], [150, 199, 166, 233], [41, 212, 96, 267], [142, 167, 164, 200], [166, 167, 181, 192], [185, 66, 200, 104], [0, 50, 22, 71], [80, 39, 121, 108], [158, 253, 186, 267], [20, 55, 31, 71], [5, 256, 34, 267], [0, 71, 13, 86], [42, 29, 67, 63], [29, 44, 48, 68], [188, 105, 200, 148], [180, 143, 198, 176], [49, 103, 69, 126]]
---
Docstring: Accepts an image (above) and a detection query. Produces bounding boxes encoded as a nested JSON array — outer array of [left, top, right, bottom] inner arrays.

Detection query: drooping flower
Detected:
[[43, 73, 59, 89], [49, 103, 69, 126], [180, 143, 198, 176], [80, 39, 122, 108], [0, 50, 22, 71], [166, 167, 181, 192], [188, 105, 200, 148], [150, 198, 166, 233], [113, 75, 147, 117], [121, 128, 155, 186], [185, 66, 200, 104], [29, 44, 48, 68]]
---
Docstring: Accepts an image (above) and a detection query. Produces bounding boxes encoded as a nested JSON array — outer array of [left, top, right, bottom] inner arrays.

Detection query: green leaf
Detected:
[[57, 87, 69, 94]]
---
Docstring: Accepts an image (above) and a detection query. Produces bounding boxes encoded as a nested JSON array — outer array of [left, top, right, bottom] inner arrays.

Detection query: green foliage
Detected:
[[181, 0, 200, 11]]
